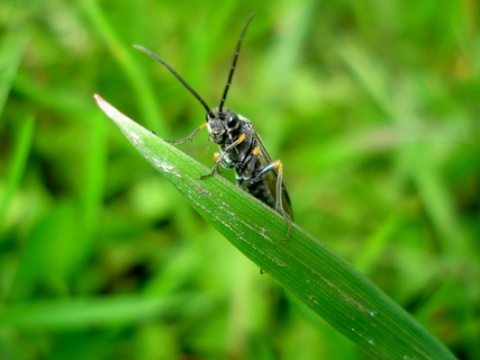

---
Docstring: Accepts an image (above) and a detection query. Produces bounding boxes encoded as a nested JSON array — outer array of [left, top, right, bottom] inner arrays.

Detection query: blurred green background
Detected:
[[1, 0, 479, 359]]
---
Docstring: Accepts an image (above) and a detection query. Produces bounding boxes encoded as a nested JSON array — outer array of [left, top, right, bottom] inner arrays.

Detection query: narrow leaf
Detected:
[[95, 94, 454, 360]]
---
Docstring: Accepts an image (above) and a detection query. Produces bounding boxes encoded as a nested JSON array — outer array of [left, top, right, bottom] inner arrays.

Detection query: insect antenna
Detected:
[[218, 13, 255, 112], [133, 44, 213, 116]]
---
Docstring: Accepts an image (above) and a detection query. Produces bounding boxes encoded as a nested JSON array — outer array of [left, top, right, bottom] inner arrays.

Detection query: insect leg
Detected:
[[252, 160, 293, 242], [200, 133, 246, 179], [167, 123, 207, 144], [212, 152, 234, 175]]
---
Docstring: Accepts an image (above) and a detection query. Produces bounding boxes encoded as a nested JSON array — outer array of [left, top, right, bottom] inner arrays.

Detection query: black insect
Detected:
[[134, 13, 293, 240]]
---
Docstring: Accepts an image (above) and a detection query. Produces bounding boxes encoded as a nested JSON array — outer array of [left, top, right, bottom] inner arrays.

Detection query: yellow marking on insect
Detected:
[[272, 160, 282, 168], [252, 146, 260, 156], [237, 133, 246, 143]]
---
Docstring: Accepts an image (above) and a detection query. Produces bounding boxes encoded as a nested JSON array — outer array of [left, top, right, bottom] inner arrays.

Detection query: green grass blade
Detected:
[[81, 0, 167, 135], [0, 294, 206, 329], [0, 115, 35, 232], [0, 32, 28, 120], [95, 94, 455, 360]]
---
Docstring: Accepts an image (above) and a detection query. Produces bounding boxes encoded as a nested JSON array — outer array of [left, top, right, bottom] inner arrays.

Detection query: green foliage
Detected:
[[1, 0, 479, 359]]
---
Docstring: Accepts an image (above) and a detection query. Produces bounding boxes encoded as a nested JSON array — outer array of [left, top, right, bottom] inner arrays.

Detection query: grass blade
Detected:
[[95, 94, 455, 360]]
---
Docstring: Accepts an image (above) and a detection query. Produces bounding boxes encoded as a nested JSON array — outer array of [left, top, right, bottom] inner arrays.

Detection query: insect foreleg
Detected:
[[167, 123, 207, 144], [213, 152, 234, 170], [210, 152, 234, 175], [200, 134, 246, 179]]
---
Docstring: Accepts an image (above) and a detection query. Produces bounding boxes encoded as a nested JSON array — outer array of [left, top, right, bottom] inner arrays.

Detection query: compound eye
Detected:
[[226, 114, 237, 128]]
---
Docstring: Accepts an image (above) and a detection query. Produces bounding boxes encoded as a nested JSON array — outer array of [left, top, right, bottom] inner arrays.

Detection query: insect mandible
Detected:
[[134, 13, 293, 241]]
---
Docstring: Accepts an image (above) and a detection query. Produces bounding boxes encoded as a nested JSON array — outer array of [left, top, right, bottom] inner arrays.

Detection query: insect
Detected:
[[134, 14, 293, 240]]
